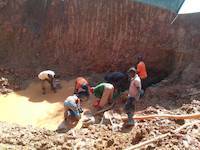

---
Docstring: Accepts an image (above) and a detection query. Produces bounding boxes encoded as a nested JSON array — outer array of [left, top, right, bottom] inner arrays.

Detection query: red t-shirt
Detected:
[[137, 61, 147, 79], [75, 77, 89, 91]]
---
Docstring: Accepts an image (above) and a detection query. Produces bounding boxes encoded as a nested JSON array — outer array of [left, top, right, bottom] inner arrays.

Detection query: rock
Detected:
[[17, 140, 26, 146], [82, 116, 95, 128], [88, 125, 95, 131], [54, 138, 64, 145], [183, 140, 190, 148], [62, 143, 72, 150], [107, 139, 114, 147]]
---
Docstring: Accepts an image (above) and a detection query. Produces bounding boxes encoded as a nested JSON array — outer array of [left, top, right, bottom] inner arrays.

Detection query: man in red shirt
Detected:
[[137, 56, 148, 91], [74, 77, 90, 97]]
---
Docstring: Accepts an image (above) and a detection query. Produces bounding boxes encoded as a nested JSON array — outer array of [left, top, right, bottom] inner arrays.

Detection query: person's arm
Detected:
[[112, 90, 121, 100], [134, 80, 141, 94], [137, 64, 141, 75], [76, 98, 83, 113]]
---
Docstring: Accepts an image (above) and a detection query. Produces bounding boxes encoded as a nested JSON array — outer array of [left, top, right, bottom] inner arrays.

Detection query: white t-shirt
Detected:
[[128, 74, 141, 100], [65, 95, 79, 104], [38, 70, 55, 80], [64, 95, 80, 110]]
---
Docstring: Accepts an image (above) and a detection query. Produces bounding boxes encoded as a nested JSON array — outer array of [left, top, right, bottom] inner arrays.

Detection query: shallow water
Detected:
[[0, 80, 75, 130]]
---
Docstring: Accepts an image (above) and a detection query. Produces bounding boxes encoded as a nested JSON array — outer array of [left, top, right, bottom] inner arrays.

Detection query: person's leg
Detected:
[[64, 101, 79, 120], [41, 80, 46, 94], [124, 97, 135, 125], [72, 110, 81, 120], [48, 78, 56, 93], [141, 78, 148, 91], [64, 106, 70, 120]]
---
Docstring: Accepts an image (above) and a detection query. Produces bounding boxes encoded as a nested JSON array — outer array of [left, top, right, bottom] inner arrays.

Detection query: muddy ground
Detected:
[[0, 0, 200, 149], [0, 100, 199, 150], [0, 71, 200, 150]]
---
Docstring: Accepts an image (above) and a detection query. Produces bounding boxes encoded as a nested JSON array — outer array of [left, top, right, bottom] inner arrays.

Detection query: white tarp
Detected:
[[178, 0, 200, 14]]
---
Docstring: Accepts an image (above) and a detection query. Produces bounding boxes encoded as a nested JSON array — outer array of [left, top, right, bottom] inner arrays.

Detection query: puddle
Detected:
[[0, 80, 75, 130]]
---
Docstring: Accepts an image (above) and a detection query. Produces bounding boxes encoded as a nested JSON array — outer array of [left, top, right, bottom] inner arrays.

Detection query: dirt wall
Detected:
[[0, 0, 199, 79]]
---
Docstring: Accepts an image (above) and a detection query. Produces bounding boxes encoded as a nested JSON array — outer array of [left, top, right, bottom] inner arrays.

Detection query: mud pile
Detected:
[[0, 85, 199, 149], [0, 67, 23, 94]]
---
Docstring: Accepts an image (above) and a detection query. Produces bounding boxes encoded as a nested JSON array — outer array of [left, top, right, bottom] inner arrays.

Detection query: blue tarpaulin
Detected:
[[132, 0, 185, 13]]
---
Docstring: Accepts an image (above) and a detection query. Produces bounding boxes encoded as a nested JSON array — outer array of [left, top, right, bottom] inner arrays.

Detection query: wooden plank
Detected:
[[125, 121, 200, 150], [94, 103, 115, 116], [122, 113, 200, 121]]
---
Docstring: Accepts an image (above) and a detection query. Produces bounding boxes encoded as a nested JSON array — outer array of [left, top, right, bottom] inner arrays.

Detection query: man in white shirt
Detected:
[[124, 67, 141, 126], [38, 70, 59, 94]]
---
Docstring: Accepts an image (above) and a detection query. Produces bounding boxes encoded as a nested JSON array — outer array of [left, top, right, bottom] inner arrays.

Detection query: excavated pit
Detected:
[[0, 0, 199, 131], [0, 52, 194, 131], [0, 0, 200, 149]]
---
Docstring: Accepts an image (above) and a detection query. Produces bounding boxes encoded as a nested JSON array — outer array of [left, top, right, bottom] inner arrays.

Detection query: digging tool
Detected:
[[125, 120, 200, 150], [94, 103, 115, 116], [122, 113, 200, 121], [73, 111, 86, 130], [73, 119, 83, 130]]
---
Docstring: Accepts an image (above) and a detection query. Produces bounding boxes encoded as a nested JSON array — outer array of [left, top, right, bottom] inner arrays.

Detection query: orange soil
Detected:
[[0, 80, 77, 130]]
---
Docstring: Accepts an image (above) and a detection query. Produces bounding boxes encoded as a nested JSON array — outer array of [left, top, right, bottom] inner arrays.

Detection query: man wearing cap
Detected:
[[38, 70, 60, 94], [74, 77, 90, 97], [125, 67, 141, 125], [137, 56, 148, 91]]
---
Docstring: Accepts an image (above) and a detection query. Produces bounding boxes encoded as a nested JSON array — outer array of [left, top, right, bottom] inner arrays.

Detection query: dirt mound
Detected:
[[0, 99, 199, 150]]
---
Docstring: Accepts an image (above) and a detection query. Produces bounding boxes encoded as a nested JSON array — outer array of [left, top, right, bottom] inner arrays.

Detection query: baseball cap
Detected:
[[128, 67, 137, 73]]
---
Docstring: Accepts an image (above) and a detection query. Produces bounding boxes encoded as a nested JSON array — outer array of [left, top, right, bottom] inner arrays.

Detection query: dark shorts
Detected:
[[141, 78, 148, 91], [124, 97, 135, 114]]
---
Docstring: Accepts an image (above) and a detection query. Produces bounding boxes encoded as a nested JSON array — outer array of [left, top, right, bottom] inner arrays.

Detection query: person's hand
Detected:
[[78, 107, 83, 113], [139, 89, 144, 97], [90, 87, 94, 94], [121, 91, 128, 101], [93, 99, 100, 107]]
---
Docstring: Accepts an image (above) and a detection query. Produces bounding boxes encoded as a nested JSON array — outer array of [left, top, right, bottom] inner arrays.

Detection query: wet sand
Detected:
[[0, 80, 75, 130]]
